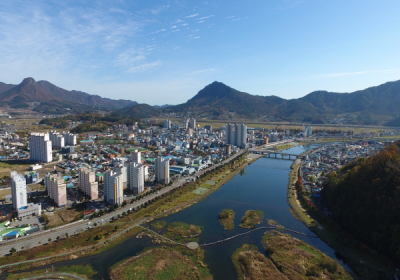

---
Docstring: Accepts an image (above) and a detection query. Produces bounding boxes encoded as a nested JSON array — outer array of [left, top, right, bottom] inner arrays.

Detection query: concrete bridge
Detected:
[[249, 150, 303, 160]]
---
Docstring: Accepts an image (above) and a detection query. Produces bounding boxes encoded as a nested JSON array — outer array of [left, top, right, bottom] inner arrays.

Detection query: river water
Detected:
[[11, 145, 346, 279]]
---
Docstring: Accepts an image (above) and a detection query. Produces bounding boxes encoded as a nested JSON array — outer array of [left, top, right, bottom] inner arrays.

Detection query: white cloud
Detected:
[[154, 28, 167, 33], [310, 69, 400, 79], [185, 68, 215, 75], [186, 14, 199, 18], [171, 26, 177, 29], [126, 61, 162, 73], [199, 15, 214, 20], [198, 21, 204, 23], [181, 23, 188, 26]]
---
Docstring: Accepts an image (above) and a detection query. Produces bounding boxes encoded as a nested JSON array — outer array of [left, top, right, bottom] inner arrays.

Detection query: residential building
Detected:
[[155, 157, 170, 184], [49, 131, 65, 149], [44, 173, 67, 207], [189, 118, 196, 129], [164, 119, 171, 129], [11, 171, 27, 211], [78, 168, 98, 200], [128, 150, 141, 164], [303, 126, 313, 137], [225, 123, 247, 149], [30, 133, 52, 163], [104, 170, 124, 205], [62, 132, 77, 146], [127, 162, 145, 194]]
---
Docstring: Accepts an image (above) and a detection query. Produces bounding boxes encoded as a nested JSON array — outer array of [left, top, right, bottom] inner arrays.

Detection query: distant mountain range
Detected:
[[0, 77, 137, 114], [159, 80, 400, 125], [2, 77, 400, 125]]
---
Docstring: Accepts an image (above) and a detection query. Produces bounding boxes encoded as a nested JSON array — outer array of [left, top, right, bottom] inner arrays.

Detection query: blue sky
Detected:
[[1, 0, 400, 105]]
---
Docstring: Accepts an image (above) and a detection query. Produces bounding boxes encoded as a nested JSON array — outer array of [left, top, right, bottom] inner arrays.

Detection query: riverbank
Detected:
[[287, 146, 399, 279]]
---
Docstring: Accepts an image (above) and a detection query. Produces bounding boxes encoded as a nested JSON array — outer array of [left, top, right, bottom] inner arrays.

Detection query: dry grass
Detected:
[[109, 247, 213, 280], [233, 244, 289, 280], [262, 231, 353, 280]]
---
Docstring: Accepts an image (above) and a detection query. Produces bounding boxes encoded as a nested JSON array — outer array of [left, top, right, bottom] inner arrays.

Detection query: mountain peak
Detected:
[[21, 77, 36, 85]]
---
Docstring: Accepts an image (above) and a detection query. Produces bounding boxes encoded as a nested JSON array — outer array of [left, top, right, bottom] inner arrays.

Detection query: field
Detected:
[[0, 161, 63, 178], [109, 247, 213, 280]]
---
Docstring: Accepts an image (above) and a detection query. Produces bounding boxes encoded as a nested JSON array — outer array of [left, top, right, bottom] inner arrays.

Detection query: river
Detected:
[[9, 144, 347, 279]]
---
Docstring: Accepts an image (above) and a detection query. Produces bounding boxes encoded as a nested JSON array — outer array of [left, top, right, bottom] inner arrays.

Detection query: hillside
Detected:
[[113, 103, 162, 118], [321, 142, 400, 263], [0, 78, 137, 114]]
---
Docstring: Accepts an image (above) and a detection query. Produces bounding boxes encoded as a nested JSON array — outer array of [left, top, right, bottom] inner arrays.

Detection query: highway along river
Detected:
[[7, 145, 348, 280]]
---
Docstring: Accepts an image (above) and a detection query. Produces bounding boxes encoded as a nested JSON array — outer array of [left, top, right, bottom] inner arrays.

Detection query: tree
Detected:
[[48, 238, 52, 242], [9, 247, 16, 254]]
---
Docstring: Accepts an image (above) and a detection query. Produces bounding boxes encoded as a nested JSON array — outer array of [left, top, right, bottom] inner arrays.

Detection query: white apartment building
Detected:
[[11, 171, 27, 211], [30, 133, 52, 163], [78, 168, 98, 200], [104, 170, 124, 205], [127, 162, 145, 194], [189, 118, 196, 129], [62, 132, 77, 146], [155, 157, 170, 184], [303, 126, 313, 137], [49, 131, 65, 149], [225, 123, 247, 149], [164, 119, 171, 129], [44, 173, 67, 207], [128, 150, 141, 164]]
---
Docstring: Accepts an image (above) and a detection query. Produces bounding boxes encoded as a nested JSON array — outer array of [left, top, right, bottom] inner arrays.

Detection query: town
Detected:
[[0, 117, 396, 245]]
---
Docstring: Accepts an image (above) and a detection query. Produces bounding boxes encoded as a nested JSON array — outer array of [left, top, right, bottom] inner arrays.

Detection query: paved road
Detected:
[[0, 150, 246, 257]]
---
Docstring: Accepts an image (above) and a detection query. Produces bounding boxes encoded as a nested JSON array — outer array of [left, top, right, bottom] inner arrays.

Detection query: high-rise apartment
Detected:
[[44, 173, 67, 207], [30, 133, 52, 163], [104, 170, 124, 205], [189, 118, 196, 129], [11, 171, 27, 210], [49, 131, 65, 149], [78, 168, 98, 200], [164, 119, 171, 129], [62, 132, 77, 146], [127, 162, 145, 194], [155, 157, 170, 184], [225, 123, 247, 149]]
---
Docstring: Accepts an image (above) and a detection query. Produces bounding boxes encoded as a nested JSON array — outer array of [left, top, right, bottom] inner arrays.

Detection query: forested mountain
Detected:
[[322, 143, 400, 262], [0, 77, 137, 114]]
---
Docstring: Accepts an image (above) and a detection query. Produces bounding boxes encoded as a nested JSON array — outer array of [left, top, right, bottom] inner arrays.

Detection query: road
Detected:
[[0, 150, 246, 257]]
